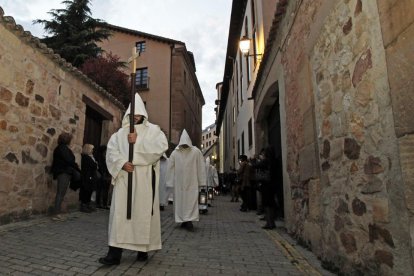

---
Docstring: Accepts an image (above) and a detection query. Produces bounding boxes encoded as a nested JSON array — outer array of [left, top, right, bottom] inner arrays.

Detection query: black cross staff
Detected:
[[126, 47, 140, 220]]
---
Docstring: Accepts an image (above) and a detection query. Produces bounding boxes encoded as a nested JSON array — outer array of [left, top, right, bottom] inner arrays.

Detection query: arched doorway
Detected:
[[266, 100, 284, 219], [255, 82, 284, 219]]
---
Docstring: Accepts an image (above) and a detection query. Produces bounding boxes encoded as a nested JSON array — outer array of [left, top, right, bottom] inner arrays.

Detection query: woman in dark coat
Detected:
[[80, 144, 99, 212], [254, 147, 277, 229], [51, 132, 80, 221], [96, 145, 110, 209]]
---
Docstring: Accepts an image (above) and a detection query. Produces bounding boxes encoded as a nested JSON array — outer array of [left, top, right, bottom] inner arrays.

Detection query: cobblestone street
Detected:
[[0, 195, 334, 275]]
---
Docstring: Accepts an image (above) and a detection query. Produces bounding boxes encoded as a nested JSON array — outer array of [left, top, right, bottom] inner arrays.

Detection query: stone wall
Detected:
[[278, 0, 413, 274], [378, 0, 414, 271], [0, 9, 123, 224]]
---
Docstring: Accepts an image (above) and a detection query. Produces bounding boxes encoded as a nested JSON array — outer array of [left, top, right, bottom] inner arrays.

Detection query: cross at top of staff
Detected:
[[127, 47, 140, 73]]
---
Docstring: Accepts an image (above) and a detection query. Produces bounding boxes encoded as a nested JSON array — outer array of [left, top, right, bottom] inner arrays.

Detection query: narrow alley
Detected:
[[0, 195, 333, 275]]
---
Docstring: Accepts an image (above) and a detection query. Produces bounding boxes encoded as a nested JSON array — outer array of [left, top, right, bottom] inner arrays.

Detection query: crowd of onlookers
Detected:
[[50, 132, 111, 221], [219, 147, 283, 229]]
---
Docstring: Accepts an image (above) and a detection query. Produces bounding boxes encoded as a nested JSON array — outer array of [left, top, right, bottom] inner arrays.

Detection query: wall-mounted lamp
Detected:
[[239, 36, 251, 55], [239, 36, 263, 57]]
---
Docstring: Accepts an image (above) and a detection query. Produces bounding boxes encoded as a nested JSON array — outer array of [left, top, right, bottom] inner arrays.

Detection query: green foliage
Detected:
[[34, 0, 110, 67], [80, 53, 130, 107]]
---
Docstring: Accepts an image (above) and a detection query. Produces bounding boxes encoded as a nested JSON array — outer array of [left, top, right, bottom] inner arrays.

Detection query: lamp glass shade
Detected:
[[239, 37, 250, 54], [199, 191, 207, 205], [208, 189, 214, 200]]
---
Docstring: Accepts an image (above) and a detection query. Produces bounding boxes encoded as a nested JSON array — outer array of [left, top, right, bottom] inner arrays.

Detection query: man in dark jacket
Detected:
[[50, 132, 80, 221], [238, 155, 252, 212]]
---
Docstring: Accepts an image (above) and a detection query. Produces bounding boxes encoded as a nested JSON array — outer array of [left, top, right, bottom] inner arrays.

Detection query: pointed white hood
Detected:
[[122, 93, 148, 127], [178, 129, 193, 146]]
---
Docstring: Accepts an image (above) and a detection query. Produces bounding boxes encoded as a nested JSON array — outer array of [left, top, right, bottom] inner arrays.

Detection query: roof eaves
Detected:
[[105, 23, 185, 46], [0, 7, 125, 110], [216, 0, 248, 135]]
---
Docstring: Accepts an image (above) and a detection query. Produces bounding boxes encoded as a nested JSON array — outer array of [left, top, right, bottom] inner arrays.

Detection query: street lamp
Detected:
[[239, 36, 263, 57], [239, 36, 251, 55]]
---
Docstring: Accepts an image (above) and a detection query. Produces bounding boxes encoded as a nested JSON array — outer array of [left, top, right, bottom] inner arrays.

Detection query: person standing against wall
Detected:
[[80, 144, 99, 213], [96, 145, 110, 209], [238, 155, 252, 212], [253, 148, 277, 229], [50, 132, 80, 221]]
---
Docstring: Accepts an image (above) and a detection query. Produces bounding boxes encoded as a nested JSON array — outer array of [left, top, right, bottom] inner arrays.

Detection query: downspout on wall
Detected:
[[169, 44, 173, 141]]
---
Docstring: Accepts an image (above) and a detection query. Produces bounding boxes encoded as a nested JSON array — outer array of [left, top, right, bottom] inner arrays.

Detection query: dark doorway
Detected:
[[82, 95, 114, 151], [83, 106, 104, 149], [267, 100, 284, 219]]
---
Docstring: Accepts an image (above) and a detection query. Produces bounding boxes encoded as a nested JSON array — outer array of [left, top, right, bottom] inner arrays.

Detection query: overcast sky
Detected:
[[0, 0, 232, 129]]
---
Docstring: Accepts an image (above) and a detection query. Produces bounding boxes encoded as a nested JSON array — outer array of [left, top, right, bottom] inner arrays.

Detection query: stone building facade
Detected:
[[201, 123, 217, 151], [0, 8, 124, 224], [217, 0, 414, 274], [99, 25, 204, 147]]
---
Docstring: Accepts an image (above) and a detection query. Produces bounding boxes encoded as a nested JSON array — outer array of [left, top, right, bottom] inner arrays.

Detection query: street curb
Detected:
[[264, 229, 322, 275]]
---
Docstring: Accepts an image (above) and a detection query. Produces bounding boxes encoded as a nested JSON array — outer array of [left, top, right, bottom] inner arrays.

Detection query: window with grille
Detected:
[[248, 118, 253, 147], [135, 67, 148, 89], [241, 131, 245, 155], [136, 41, 146, 53]]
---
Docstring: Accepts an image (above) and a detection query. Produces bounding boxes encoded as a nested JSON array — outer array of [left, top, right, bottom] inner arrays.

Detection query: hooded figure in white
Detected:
[[205, 157, 219, 189], [100, 93, 168, 265], [158, 154, 170, 208], [166, 130, 206, 229]]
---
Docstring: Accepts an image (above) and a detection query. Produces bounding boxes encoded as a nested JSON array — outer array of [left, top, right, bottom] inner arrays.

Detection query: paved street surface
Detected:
[[0, 195, 334, 275]]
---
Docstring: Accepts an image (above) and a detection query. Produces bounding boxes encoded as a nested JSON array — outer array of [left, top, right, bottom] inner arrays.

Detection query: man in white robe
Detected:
[[166, 129, 206, 231], [159, 154, 170, 210], [99, 93, 168, 265], [206, 157, 219, 206]]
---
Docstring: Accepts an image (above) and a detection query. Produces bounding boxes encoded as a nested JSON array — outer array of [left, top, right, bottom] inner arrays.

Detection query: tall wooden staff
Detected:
[[126, 47, 140, 219]]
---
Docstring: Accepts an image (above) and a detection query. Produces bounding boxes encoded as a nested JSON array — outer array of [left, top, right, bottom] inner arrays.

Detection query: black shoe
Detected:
[[185, 221, 194, 232], [180, 222, 187, 228], [136, 251, 148, 262], [262, 225, 275, 230], [160, 205, 165, 211], [80, 205, 92, 213], [98, 256, 120, 266], [240, 208, 247, 212]]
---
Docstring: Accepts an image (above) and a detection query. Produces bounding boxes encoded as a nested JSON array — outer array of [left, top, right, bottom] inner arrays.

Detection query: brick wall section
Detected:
[[280, 0, 324, 248], [378, 0, 414, 270], [276, 0, 413, 274], [0, 9, 123, 223], [170, 47, 203, 147]]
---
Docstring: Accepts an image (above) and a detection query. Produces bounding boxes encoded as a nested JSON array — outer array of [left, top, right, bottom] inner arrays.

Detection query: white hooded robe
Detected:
[[166, 130, 206, 223], [159, 155, 170, 206], [106, 93, 168, 252], [205, 157, 219, 188]]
